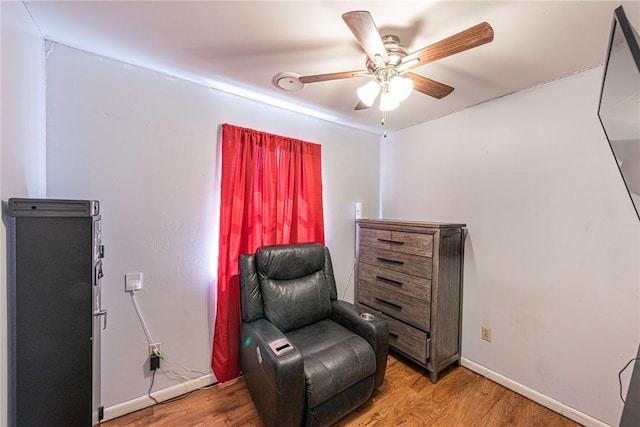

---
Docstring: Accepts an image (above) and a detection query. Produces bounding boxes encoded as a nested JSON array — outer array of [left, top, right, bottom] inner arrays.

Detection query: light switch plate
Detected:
[[125, 272, 143, 292]]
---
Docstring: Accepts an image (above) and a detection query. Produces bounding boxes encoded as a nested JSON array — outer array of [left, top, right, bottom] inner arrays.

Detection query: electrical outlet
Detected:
[[481, 326, 492, 342], [148, 342, 161, 355]]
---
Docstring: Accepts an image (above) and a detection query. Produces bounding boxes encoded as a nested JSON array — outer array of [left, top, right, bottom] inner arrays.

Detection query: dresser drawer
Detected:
[[359, 228, 391, 250], [360, 246, 432, 279], [375, 311, 429, 365], [358, 262, 431, 301], [388, 231, 433, 257], [360, 228, 433, 257], [358, 279, 430, 331]]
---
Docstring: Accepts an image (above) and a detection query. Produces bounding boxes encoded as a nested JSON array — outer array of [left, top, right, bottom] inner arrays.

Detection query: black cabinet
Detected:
[[7, 199, 105, 427]]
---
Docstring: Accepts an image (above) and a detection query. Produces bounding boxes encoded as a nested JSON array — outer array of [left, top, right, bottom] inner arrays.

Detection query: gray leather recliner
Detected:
[[239, 242, 389, 427]]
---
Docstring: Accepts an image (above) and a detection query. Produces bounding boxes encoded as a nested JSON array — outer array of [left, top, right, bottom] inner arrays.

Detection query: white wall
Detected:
[[44, 44, 379, 413], [0, 2, 47, 426], [380, 68, 640, 426], [0, 2, 47, 198]]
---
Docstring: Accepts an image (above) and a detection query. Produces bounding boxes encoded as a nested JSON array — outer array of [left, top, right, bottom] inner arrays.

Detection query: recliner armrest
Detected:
[[330, 300, 389, 389], [241, 319, 305, 427]]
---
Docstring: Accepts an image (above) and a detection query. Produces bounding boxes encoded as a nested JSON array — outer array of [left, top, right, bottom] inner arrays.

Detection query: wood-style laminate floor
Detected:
[[102, 354, 582, 426]]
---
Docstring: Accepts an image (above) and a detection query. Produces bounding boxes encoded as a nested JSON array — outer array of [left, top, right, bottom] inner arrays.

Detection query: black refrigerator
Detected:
[[7, 198, 105, 426]]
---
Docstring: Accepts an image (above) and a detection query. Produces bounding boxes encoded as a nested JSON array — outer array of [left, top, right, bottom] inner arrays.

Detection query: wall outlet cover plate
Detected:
[[125, 272, 143, 292]]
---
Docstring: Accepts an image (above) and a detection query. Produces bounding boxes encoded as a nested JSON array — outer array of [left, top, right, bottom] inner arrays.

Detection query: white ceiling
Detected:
[[23, 0, 640, 135]]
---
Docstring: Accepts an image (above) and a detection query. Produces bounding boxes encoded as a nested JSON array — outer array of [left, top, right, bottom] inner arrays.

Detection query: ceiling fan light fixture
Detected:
[[357, 80, 381, 106], [388, 75, 413, 102], [281, 12, 493, 123], [379, 90, 400, 111]]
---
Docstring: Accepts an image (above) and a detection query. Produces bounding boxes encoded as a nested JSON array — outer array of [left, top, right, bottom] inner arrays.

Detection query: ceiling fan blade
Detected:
[[299, 70, 367, 84], [342, 11, 389, 65], [354, 100, 370, 110], [403, 22, 494, 68], [406, 72, 454, 99]]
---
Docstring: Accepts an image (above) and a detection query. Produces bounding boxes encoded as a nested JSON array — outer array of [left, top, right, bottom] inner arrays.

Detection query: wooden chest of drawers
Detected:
[[355, 219, 466, 383]]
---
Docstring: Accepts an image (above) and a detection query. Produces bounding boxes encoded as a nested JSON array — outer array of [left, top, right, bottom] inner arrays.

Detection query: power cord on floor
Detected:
[[148, 365, 220, 405], [619, 357, 640, 403]]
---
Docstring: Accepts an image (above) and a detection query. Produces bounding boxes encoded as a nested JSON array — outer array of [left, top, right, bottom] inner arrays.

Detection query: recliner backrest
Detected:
[[239, 243, 339, 332], [256, 243, 332, 332]]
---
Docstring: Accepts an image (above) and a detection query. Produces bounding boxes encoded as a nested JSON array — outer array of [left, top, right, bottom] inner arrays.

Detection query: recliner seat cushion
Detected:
[[286, 320, 376, 408], [286, 319, 355, 356]]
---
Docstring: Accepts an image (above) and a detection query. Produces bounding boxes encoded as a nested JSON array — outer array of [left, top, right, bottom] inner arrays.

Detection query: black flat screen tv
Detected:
[[599, 7, 640, 425], [598, 5, 640, 221]]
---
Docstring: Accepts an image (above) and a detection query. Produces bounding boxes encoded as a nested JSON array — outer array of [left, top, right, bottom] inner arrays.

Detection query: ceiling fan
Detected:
[[274, 11, 494, 112]]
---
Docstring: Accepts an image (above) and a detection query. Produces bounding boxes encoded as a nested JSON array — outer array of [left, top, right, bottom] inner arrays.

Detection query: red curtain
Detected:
[[211, 124, 325, 382]]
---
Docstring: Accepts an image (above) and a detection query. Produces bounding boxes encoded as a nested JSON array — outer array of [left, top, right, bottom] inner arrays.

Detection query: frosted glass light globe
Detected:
[[356, 80, 380, 107], [379, 91, 400, 111], [388, 75, 413, 102]]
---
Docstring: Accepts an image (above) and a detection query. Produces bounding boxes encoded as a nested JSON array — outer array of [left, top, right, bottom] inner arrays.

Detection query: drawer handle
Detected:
[[377, 238, 405, 246], [375, 297, 402, 311], [376, 275, 403, 286], [376, 257, 404, 265], [389, 332, 399, 339]]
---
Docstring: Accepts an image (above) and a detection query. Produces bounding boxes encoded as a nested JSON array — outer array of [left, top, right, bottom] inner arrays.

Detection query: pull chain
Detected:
[[381, 111, 387, 138]]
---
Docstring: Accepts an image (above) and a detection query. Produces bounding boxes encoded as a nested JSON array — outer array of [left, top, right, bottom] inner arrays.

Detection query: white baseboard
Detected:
[[461, 358, 610, 427], [102, 374, 216, 422]]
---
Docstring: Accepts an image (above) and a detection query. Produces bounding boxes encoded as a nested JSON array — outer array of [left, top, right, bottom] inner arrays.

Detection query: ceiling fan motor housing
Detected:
[[366, 35, 409, 72]]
